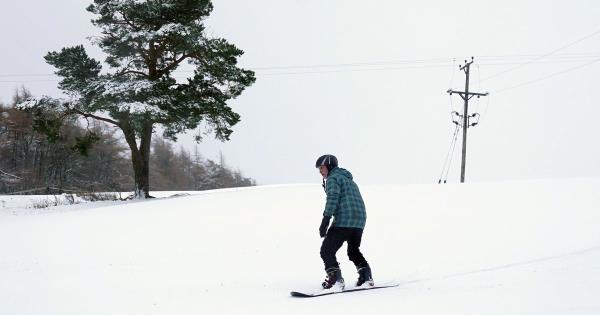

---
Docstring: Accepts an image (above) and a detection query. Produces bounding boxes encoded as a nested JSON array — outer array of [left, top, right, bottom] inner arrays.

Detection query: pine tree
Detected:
[[17, 0, 255, 198]]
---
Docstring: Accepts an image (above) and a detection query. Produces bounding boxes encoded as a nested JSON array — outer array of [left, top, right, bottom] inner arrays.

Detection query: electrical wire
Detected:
[[446, 125, 462, 183], [479, 93, 492, 125], [493, 57, 600, 94], [251, 57, 454, 70], [473, 64, 483, 114], [2, 53, 600, 81], [438, 124, 460, 184], [448, 58, 457, 113], [255, 63, 455, 76], [481, 29, 600, 82]]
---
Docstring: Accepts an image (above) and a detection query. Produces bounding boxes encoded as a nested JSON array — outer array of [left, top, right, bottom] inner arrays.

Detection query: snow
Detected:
[[14, 79, 168, 117], [122, 23, 191, 42], [1, 178, 600, 314], [118, 101, 164, 116], [151, 23, 186, 37], [101, 78, 155, 96], [0, 191, 204, 215], [16, 95, 69, 111]]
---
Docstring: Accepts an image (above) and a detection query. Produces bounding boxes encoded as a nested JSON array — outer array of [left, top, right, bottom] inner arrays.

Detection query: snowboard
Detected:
[[290, 282, 398, 298]]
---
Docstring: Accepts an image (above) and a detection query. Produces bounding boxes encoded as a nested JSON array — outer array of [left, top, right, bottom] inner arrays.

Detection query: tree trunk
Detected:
[[122, 120, 153, 198]]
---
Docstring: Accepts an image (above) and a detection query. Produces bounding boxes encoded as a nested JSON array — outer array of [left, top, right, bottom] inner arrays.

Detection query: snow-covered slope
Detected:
[[1, 178, 600, 314]]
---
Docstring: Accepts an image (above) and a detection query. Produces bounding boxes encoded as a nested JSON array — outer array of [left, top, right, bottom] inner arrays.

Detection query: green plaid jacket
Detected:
[[323, 167, 366, 229]]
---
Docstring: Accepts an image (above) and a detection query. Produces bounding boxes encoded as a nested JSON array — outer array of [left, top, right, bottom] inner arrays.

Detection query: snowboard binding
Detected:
[[322, 267, 345, 290], [356, 266, 374, 287]]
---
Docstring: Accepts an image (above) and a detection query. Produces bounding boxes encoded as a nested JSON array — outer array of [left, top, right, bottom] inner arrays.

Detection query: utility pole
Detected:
[[447, 57, 488, 183]]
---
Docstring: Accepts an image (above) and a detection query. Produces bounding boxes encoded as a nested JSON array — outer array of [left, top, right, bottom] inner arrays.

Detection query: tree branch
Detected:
[[71, 108, 122, 128], [157, 53, 191, 77], [121, 11, 141, 32], [117, 70, 148, 78]]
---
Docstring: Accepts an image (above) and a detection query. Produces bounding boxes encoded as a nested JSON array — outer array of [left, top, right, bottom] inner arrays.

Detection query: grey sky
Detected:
[[1, 0, 599, 185]]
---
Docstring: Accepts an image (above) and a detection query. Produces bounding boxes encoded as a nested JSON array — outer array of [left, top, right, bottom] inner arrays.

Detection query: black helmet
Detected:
[[315, 154, 338, 172]]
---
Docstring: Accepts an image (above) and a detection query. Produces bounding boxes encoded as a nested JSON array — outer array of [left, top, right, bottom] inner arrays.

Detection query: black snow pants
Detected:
[[320, 226, 369, 271]]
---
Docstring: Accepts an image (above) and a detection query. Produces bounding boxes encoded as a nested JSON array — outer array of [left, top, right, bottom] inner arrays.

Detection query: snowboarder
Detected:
[[315, 154, 374, 290]]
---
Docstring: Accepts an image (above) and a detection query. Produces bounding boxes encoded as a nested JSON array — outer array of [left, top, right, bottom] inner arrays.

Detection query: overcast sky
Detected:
[[1, 0, 599, 185]]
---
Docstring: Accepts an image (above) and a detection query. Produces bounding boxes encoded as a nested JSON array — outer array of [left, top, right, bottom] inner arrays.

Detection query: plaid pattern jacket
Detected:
[[323, 167, 366, 229]]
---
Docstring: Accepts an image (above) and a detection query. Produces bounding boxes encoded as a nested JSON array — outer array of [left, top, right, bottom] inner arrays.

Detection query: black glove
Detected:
[[319, 216, 331, 238]]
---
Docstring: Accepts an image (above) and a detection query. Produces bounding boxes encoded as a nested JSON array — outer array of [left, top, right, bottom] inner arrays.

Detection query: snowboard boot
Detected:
[[322, 267, 345, 290], [356, 265, 374, 287]]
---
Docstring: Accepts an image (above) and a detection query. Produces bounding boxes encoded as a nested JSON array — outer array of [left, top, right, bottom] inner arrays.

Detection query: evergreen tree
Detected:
[[148, 137, 254, 191], [17, 0, 255, 198]]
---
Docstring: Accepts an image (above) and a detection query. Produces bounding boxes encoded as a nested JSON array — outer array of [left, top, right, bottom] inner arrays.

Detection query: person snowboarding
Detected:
[[315, 154, 374, 291]]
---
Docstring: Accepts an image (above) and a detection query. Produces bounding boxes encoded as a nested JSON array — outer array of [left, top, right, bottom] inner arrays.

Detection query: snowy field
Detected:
[[1, 178, 600, 314], [0, 189, 251, 215]]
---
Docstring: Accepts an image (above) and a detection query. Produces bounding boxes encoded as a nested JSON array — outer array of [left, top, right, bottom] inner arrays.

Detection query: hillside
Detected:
[[1, 178, 600, 314]]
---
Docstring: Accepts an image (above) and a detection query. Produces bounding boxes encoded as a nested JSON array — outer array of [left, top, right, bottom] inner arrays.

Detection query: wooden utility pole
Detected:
[[447, 57, 488, 183]]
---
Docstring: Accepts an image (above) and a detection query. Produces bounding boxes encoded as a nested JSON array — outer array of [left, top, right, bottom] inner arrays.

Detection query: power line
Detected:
[[2, 54, 599, 86], [3, 58, 599, 83], [251, 57, 453, 70], [223, 54, 600, 76], [447, 58, 457, 113], [253, 53, 600, 71], [494, 57, 600, 94], [474, 64, 482, 114], [438, 124, 460, 184], [0, 73, 57, 78], [479, 93, 492, 125], [0, 79, 59, 83], [2, 53, 600, 80], [481, 29, 600, 82], [256, 63, 455, 76], [443, 125, 460, 184], [469, 52, 600, 60]]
